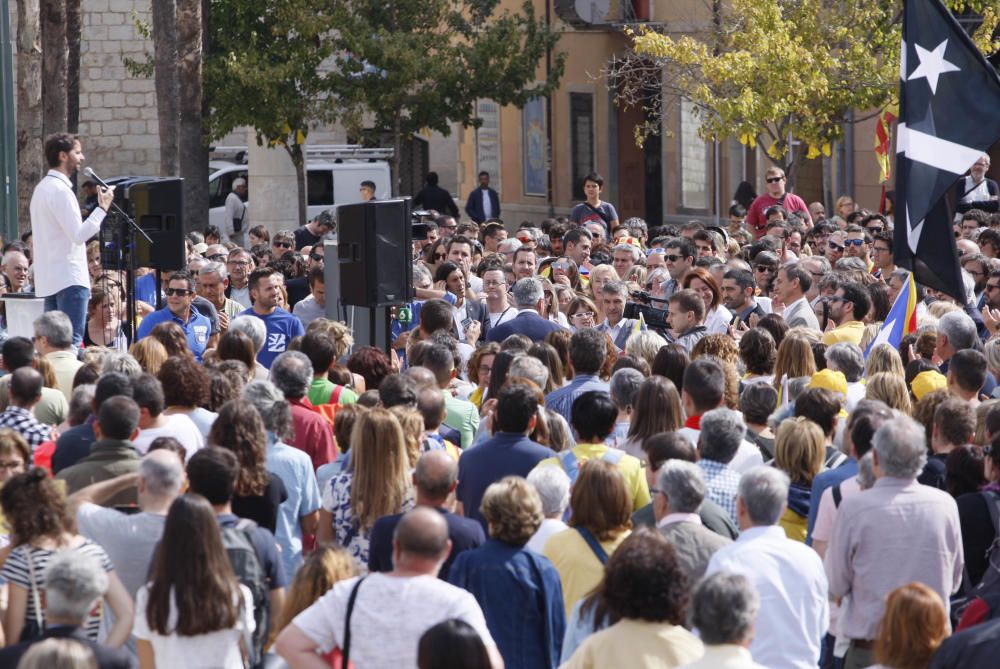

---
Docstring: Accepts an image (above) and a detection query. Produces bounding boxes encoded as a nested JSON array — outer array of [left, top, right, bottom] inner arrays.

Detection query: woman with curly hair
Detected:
[[207, 399, 287, 533], [449, 477, 566, 669], [158, 357, 216, 439], [317, 407, 414, 569], [347, 346, 394, 394], [561, 529, 701, 668], [0, 469, 133, 645]]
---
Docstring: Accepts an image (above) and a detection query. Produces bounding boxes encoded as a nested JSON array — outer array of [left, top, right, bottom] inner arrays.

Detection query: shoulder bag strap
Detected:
[[25, 550, 44, 633], [583, 201, 611, 226], [832, 483, 843, 509], [575, 527, 609, 565], [341, 576, 368, 668]]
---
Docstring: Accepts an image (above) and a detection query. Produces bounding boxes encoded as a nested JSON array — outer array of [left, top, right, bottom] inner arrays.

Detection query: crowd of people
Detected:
[[5, 134, 1000, 668]]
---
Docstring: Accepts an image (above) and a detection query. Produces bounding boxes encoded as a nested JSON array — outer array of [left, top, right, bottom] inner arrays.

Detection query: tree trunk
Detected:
[[40, 0, 66, 136], [16, 0, 43, 235], [176, 0, 208, 233], [152, 0, 179, 175], [287, 145, 307, 227], [66, 0, 81, 133]]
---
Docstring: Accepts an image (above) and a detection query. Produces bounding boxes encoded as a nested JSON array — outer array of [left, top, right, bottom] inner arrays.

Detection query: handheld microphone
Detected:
[[82, 167, 111, 189]]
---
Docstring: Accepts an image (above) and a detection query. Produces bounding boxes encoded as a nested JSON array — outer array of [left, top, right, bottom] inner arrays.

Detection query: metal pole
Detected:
[[0, 0, 18, 241]]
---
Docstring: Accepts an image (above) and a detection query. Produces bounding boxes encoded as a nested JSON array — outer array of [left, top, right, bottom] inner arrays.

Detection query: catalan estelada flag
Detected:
[[865, 270, 918, 358]]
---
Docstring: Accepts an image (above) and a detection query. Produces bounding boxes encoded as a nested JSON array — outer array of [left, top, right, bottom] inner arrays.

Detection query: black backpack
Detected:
[[221, 519, 270, 669]]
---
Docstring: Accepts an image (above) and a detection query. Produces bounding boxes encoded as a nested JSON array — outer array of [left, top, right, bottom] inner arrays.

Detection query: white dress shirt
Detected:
[[707, 525, 830, 669], [29, 170, 105, 296], [482, 189, 492, 220]]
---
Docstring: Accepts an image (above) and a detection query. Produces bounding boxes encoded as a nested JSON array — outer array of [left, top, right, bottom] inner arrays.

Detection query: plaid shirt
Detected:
[[0, 406, 54, 451], [699, 459, 741, 525]]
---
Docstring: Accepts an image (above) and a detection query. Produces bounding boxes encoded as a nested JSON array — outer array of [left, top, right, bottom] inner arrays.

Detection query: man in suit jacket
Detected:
[[654, 460, 732, 583], [465, 171, 501, 224], [368, 451, 485, 581], [596, 279, 638, 351], [485, 277, 565, 343], [0, 551, 135, 669], [776, 262, 820, 331]]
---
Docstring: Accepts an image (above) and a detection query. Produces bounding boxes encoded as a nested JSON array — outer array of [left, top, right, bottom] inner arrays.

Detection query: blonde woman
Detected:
[[587, 265, 618, 323], [624, 330, 668, 370], [318, 408, 415, 570], [306, 318, 362, 389], [772, 333, 817, 395], [866, 371, 913, 415], [866, 342, 905, 378], [129, 337, 170, 376], [773, 417, 826, 542], [389, 406, 425, 468]]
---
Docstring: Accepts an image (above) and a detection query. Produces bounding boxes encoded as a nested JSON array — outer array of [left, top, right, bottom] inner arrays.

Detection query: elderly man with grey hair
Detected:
[[525, 465, 571, 553], [508, 355, 550, 392], [654, 460, 731, 582], [0, 551, 134, 668], [825, 415, 963, 669], [706, 467, 828, 669], [935, 310, 980, 367], [680, 572, 767, 669], [824, 342, 866, 410], [242, 378, 322, 577], [485, 277, 565, 343], [33, 310, 82, 400], [697, 408, 747, 525]]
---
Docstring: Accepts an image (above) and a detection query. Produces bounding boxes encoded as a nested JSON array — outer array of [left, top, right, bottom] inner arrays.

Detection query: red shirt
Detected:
[[746, 192, 811, 238], [288, 397, 338, 471]]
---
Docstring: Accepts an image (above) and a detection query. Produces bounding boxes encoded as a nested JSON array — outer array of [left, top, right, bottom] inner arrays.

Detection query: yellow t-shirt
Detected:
[[779, 507, 808, 543], [543, 527, 631, 617], [821, 320, 866, 347], [562, 618, 704, 669], [534, 442, 651, 512]]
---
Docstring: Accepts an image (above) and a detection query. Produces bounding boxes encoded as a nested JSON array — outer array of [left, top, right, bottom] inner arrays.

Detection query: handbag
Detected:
[[19, 549, 46, 642]]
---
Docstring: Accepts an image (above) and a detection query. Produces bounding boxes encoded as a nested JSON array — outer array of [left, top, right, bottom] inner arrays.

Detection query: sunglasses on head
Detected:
[[646, 248, 666, 256]]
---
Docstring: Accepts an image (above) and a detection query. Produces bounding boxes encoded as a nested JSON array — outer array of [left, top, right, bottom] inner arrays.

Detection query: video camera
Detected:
[[624, 290, 671, 335], [411, 209, 434, 241]]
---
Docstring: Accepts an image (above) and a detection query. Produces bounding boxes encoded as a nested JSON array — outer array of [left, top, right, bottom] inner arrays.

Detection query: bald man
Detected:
[[368, 451, 485, 579], [276, 507, 502, 669]]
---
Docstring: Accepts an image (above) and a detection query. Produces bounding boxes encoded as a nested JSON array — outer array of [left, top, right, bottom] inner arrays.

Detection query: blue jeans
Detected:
[[44, 285, 91, 348]]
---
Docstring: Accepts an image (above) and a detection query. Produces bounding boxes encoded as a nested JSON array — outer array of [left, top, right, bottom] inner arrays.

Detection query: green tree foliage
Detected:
[[610, 0, 1000, 178], [205, 0, 336, 224], [323, 0, 565, 189]]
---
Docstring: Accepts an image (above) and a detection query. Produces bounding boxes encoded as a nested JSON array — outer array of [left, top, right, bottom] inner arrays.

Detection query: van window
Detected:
[[209, 170, 248, 209], [308, 170, 334, 206]]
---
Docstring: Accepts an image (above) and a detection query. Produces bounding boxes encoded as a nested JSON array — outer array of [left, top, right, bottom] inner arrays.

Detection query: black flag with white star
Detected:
[[894, 0, 1000, 302]]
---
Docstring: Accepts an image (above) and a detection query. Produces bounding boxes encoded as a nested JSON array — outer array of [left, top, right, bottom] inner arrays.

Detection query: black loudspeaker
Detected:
[[100, 177, 185, 271], [338, 199, 412, 307]]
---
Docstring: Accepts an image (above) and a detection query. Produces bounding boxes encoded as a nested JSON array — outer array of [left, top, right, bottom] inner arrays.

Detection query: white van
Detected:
[[207, 145, 393, 229]]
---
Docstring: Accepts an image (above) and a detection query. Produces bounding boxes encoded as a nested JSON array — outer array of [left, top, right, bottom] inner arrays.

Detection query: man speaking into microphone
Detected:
[[29, 133, 114, 347]]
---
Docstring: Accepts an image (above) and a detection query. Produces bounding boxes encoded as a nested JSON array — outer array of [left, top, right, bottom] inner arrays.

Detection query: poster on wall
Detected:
[[522, 96, 547, 197], [475, 100, 501, 191]]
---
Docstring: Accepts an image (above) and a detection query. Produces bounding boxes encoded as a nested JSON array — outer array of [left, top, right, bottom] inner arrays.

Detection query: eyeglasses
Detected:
[[873, 246, 891, 254], [967, 268, 985, 277], [478, 364, 493, 373], [273, 241, 293, 249], [987, 284, 1000, 292], [826, 295, 846, 303], [227, 259, 250, 267], [0, 461, 24, 471], [766, 176, 784, 184], [571, 311, 594, 320], [208, 254, 227, 261], [828, 242, 845, 251], [844, 239, 865, 247], [165, 288, 192, 296], [553, 262, 571, 271]]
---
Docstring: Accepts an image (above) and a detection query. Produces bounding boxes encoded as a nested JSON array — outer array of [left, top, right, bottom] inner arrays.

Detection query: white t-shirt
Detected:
[[293, 573, 495, 669], [134, 584, 254, 669], [133, 413, 204, 460]]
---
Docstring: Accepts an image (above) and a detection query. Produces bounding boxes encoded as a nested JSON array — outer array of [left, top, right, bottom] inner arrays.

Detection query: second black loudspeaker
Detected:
[[337, 199, 412, 307]]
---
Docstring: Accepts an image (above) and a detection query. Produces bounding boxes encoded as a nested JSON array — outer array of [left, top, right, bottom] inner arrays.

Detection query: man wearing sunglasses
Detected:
[[843, 226, 874, 272], [821, 283, 870, 347], [136, 270, 212, 361], [745, 167, 812, 240], [663, 238, 696, 298]]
